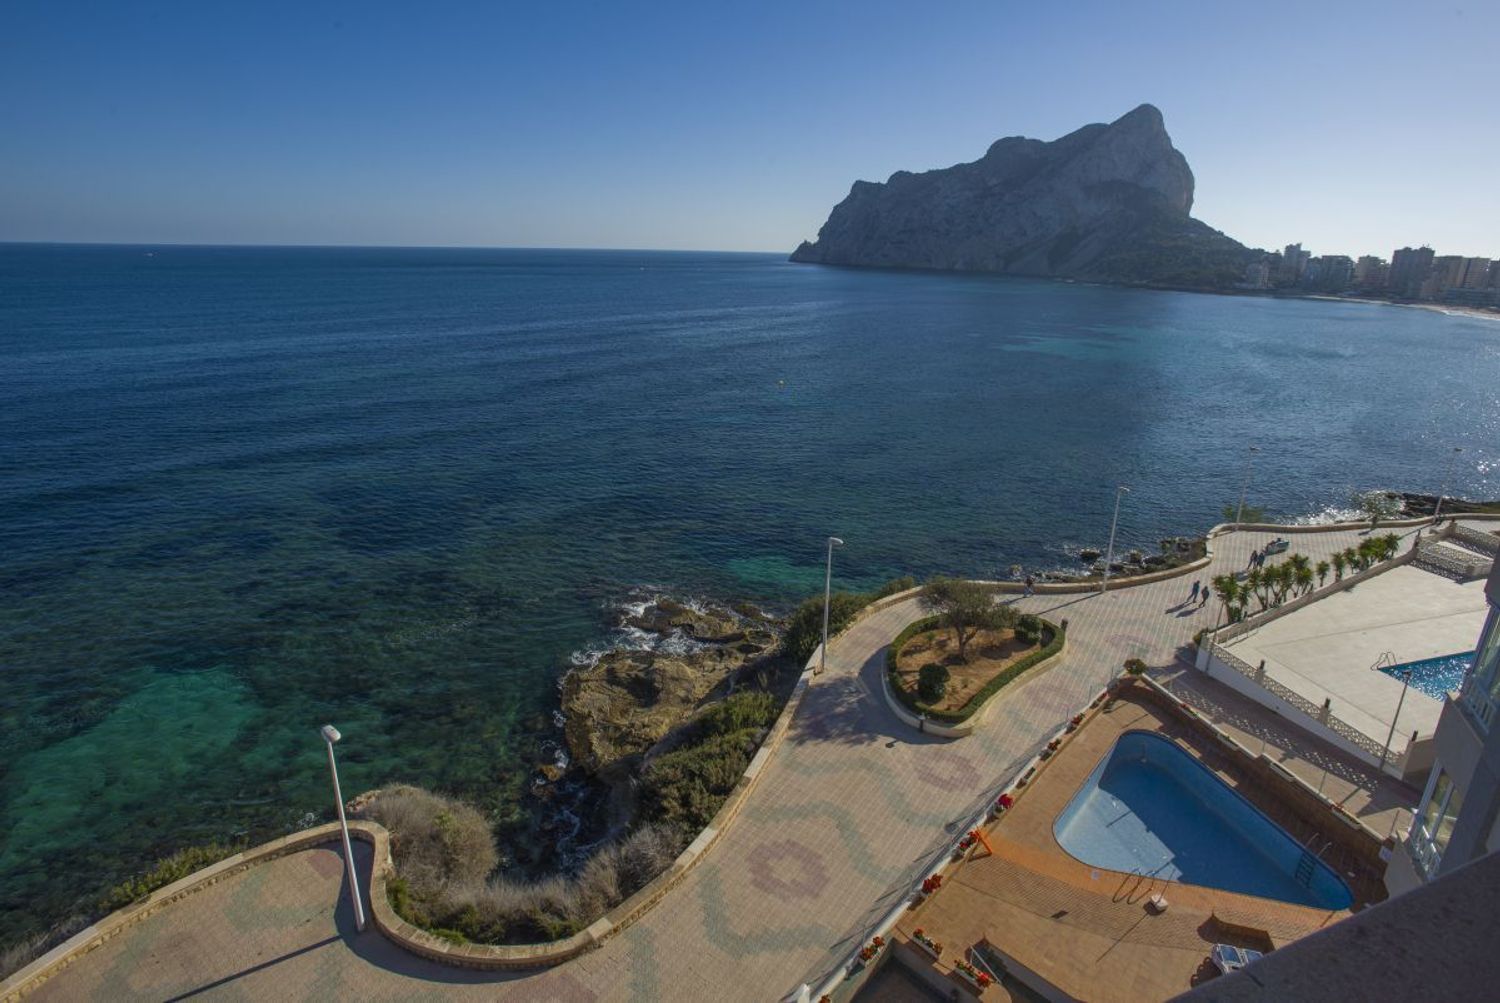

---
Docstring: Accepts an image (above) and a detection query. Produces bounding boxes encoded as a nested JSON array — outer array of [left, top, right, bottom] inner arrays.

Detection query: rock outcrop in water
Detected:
[[560, 598, 783, 777], [791, 104, 1256, 289]]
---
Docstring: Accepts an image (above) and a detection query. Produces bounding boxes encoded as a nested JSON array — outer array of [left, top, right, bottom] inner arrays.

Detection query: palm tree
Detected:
[[1243, 568, 1265, 611], [1212, 575, 1240, 621], [1332, 552, 1346, 581], [1316, 560, 1330, 588], [1294, 564, 1315, 596], [1344, 547, 1360, 573], [1272, 563, 1295, 604], [1380, 533, 1401, 560]]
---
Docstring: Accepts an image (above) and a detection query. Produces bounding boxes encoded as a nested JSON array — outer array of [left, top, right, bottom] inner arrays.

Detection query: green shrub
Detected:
[[1124, 658, 1147, 675], [782, 592, 869, 664], [917, 662, 949, 702], [781, 576, 918, 665], [638, 730, 758, 832], [99, 841, 244, 912], [1015, 614, 1042, 646], [871, 576, 917, 600], [698, 689, 777, 738]]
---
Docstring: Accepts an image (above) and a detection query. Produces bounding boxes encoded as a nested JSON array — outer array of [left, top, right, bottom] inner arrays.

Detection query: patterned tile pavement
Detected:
[[24, 522, 1490, 1002]]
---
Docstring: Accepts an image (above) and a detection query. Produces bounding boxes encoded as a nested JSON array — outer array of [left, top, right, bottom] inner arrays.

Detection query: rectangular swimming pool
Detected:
[[1378, 651, 1474, 701], [1053, 730, 1352, 910]]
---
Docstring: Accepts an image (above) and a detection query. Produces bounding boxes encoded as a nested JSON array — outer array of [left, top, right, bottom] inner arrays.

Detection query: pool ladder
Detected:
[[1294, 836, 1332, 888], [1293, 850, 1317, 888]]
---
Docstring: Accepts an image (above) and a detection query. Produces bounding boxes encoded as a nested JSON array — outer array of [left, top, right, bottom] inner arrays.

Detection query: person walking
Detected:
[[1188, 579, 1200, 603], [1023, 574, 1035, 597], [1199, 585, 1211, 608]]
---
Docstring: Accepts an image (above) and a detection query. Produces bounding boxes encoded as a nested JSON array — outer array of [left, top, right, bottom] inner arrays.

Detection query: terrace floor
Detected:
[[1219, 565, 1488, 745], [885, 683, 1378, 1003]]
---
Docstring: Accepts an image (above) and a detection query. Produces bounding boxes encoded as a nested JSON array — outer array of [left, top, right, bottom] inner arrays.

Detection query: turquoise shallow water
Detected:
[[0, 244, 1496, 940]]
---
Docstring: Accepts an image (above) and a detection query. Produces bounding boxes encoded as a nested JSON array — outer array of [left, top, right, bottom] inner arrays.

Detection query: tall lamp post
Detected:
[[1433, 446, 1463, 524], [320, 724, 367, 932], [1101, 486, 1130, 593], [1234, 445, 1262, 527], [819, 536, 844, 675]]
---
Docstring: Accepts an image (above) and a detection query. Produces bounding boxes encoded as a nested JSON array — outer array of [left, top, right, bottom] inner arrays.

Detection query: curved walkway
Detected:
[[16, 521, 1495, 1002]]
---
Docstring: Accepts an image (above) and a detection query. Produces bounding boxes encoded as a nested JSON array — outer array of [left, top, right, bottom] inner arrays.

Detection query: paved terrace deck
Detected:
[[14, 519, 1495, 1003], [885, 684, 1369, 1003], [1219, 564, 1489, 745]]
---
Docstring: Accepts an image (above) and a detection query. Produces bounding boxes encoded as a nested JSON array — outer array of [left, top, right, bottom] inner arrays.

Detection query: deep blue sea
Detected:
[[1, 244, 1496, 940]]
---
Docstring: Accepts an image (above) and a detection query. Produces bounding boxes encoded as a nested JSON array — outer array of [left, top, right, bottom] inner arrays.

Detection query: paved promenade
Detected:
[[21, 522, 1488, 1002]]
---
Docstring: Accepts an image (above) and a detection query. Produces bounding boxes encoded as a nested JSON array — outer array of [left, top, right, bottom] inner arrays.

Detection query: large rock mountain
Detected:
[[790, 104, 1255, 289]]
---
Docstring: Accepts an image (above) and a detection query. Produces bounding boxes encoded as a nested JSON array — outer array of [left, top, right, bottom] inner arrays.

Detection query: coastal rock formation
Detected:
[[791, 104, 1256, 289], [561, 599, 783, 776]]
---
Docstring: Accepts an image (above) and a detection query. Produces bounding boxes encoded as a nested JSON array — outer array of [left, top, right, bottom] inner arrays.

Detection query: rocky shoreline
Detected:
[[538, 594, 791, 851]]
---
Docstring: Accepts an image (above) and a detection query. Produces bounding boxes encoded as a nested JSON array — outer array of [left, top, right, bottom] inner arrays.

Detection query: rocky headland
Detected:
[[791, 103, 1257, 290], [560, 596, 785, 778]]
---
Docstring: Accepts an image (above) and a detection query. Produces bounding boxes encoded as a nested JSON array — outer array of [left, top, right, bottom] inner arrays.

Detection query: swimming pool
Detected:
[[1379, 651, 1474, 701], [1053, 731, 1353, 910]]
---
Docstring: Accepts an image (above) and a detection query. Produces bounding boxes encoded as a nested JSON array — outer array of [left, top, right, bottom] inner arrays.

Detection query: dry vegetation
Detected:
[[894, 627, 1038, 713], [364, 785, 685, 944]]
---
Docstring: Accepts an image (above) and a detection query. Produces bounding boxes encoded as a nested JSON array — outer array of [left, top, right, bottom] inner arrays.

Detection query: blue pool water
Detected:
[[1379, 652, 1474, 700], [1054, 731, 1353, 909]]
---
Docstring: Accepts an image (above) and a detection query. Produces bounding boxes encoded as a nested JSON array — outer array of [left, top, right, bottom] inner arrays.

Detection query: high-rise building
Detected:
[[1307, 255, 1353, 291], [1354, 255, 1387, 290], [1282, 243, 1311, 282], [1388, 246, 1435, 298], [1459, 258, 1492, 290], [1431, 256, 1466, 287]]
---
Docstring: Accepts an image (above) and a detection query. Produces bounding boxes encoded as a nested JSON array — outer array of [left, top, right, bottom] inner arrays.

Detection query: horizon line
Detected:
[[0, 239, 791, 255]]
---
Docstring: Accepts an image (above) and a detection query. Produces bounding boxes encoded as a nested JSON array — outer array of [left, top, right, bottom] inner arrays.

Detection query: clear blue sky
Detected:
[[3, 1, 1496, 257]]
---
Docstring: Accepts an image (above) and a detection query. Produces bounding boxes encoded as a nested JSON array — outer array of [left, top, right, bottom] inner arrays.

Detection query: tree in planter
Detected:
[[1294, 563, 1315, 596], [1123, 658, 1148, 675], [918, 577, 1006, 662], [1331, 552, 1346, 581], [918, 662, 950, 703], [1015, 614, 1043, 646], [1378, 533, 1401, 560], [1316, 560, 1330, 588]]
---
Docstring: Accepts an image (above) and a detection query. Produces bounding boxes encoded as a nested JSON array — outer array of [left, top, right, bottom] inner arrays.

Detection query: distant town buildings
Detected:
[[1239, 240, 1498, 308]]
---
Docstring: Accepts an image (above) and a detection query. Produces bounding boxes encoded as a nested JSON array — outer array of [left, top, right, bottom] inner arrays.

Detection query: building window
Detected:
[[1409, 768, 1464, 876], [1463, 609, 1500, 730]]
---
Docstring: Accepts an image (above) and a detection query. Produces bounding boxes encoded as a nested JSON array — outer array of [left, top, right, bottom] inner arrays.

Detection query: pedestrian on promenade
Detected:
[[1023, 574, 1034, 597], [1188, 580, 1200, 603], [1199, 586, 1211, 608], [1246, 548, 1257, 568]]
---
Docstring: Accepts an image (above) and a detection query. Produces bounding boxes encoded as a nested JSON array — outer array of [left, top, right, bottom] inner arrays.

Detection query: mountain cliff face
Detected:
[[790, 104, 1255, 289]]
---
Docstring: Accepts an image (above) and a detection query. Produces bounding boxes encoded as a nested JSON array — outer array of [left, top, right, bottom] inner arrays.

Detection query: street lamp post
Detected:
[[818, 537, 844, 675], [1101, 486, 1130, 594], [1432, 447, 1463, 524], [1234, 445, 1262, 527], [320, 724, 367, 932]]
